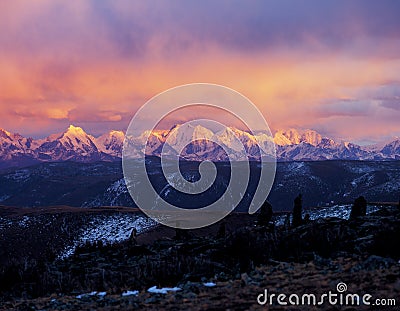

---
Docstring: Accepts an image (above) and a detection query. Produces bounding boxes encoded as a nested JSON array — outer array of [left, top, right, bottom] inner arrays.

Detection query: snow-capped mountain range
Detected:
[[0, 124, 399, 168]]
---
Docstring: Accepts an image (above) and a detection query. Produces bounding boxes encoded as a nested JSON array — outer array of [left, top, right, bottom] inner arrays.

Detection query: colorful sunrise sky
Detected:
[[1, 1, 399, 144]]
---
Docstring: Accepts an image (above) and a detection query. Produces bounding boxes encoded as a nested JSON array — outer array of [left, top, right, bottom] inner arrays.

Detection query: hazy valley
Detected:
[[0, 160, 398, 211]]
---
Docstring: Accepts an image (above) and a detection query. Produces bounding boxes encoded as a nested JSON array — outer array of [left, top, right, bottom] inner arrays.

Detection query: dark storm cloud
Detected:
[[379, 98, 400, 111], [315, 99, 373, 118], [2, 1, 400, 60], [96, 0, 400, 54]]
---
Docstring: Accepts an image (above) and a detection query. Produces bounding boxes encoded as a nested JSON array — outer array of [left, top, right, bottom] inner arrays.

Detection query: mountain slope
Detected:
[[35, 125, 105, 161], [96, 130, 125, 157], [381, 138, 400, 159], [0, 129, 40, 169], [0, 160, 398, 209]]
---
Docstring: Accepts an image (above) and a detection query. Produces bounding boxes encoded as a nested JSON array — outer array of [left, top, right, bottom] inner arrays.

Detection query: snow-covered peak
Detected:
[[0, 129, 26, 142], [165, 124, 214, 151], [343, 141, 351, 149], [274, 128, 304, 145], [0, 128, 12, 139], [170, 124, 213, 139], [136, 130, 165, 144], [192, 125, 214, 140], [97, 130, 125, 142], [0, 128, 35, 160], [381, 138, 400, 157], [213, 127, 243, 152], [109, 130, 125, 138], [281, 128, 302, 144], [319, 137, 336, 147], [58, 125, 97, 149], [34, 125, 95, 148], [273, 131, 293, 146], [274, 129, 322, 146], [96, 130, 125, 157], [32, 125, 102, 161], [64, 125, 90, 139], [301, 130, 322, 146]]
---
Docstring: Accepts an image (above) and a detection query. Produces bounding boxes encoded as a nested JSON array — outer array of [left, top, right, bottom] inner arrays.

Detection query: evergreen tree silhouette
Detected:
[[129, 228, 137, 246], [216, 220, 226, 238], [349, 196, 367, 220], [257, 200, 273, 226], [292, 194, 303, 227], [284, 212, 291, 230]]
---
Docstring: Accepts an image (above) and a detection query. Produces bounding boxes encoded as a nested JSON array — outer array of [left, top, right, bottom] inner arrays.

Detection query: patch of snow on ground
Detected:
[[4, 169, 31, 182], [147, 286, 181, 294], [203, 282, 216, 287], [80, 214, 155, 244], [122, 290, 139, 297], [82, 178, 130, 207], [274, 204, 382, 226], [0, 216, 13, 231], [18, 215, 31, 228], [76, 291, 98, 299], [58, 214, 157, 260], [286, 162, 309, 175]]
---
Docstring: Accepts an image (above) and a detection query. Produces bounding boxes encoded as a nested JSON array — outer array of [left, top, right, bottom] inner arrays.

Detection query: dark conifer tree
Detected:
[[216, 220, 226, 238], [284, 212, 291, 230], [349, 196, 367, 220], [292, 194, 303, 227], [257, 200, 273, 226]]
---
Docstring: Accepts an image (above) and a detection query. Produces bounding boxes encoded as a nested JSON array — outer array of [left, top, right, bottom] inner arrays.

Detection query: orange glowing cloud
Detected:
[[0, 1, 399, 143]]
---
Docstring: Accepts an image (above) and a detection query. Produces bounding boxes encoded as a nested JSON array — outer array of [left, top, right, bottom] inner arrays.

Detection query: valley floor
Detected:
[[0, 205, 399, 310], [3, 255, 399, 311]]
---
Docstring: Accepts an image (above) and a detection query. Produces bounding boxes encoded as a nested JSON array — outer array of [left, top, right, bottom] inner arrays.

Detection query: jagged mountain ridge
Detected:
[[0, 125, 399, 168], [0, 125, 123, 168]]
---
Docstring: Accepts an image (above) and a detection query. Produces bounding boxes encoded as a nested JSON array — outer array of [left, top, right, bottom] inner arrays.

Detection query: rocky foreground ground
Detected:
[[0, 206, 399, 310]]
